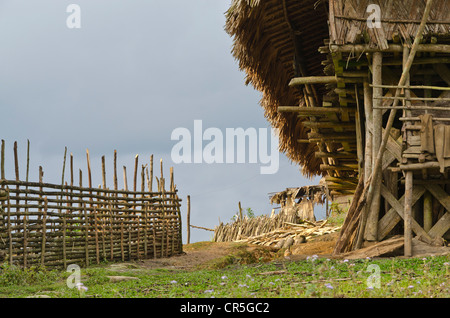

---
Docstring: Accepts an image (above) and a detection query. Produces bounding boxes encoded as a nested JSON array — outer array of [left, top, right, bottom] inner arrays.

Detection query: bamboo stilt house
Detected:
[[226, 0, 450, 256]]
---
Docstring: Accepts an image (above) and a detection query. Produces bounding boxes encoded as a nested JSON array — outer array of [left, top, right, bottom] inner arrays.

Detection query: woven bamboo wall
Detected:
[[0, 141, 183, 268]]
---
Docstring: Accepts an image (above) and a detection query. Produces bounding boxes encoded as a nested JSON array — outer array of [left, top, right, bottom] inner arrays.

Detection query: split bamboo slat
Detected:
[[0, 141, 183, 268]]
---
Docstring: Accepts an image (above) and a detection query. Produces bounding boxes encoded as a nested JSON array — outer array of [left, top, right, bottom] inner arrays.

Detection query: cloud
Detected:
[[0, 0, 321, 243]]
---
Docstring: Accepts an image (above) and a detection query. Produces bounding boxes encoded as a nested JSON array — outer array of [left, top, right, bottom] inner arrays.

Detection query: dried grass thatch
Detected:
[[225, 0, 330, 177], [330, 0, 450, 48]]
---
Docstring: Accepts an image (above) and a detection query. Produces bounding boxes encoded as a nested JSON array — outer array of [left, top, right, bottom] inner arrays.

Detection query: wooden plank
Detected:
[[378, 184, 428, 241], [289, 76, 337, 87], [428, 212, 450, 239], [366, 51, 383, 242], [404, 171, 413, 257], [338, 236, 404, 260], [278, 106, 356, 114], [424, 184, 450, 212]]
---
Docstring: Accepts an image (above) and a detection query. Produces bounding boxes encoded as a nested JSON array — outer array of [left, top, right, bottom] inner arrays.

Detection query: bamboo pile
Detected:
[[213, 209, 303, 243], [213, 207, 339, 245], [234, 220, 341, 248], [0, 140, 183, 268]]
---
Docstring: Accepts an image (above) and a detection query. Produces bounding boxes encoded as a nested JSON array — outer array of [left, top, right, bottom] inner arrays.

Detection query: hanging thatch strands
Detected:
[[0, 140, 183, 268]]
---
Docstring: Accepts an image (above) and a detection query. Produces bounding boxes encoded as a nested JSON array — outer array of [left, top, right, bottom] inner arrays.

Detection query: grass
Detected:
[[1, 253, 449, 298]]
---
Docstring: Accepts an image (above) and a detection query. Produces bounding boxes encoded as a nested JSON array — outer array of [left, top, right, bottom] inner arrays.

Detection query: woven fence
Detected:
[[0, 141, 183, 268]]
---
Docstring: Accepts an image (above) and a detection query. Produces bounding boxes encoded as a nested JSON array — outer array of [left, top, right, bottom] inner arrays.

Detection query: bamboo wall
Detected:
[[0, 141, 183, 268]]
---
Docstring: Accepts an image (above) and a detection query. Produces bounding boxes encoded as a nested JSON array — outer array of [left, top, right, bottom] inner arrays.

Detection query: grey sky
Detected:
[[0, 0, 323, 243]]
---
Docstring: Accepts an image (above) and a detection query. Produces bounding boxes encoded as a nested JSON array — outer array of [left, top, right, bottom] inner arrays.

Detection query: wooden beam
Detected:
[[428, 212, 450, 239], [277, 106, 356, 114], [315, 151, 356, 159], [320, 164, 359, 171], [303, 122, 355, 129], [289, 76, 337, 87], [366, 51, 383, 242], [404, 171, 414, 257], [424, 184, 450, 212], [330, 44, 450, 54], [399, 162, 440, 170], [378, 184, 429, 241]]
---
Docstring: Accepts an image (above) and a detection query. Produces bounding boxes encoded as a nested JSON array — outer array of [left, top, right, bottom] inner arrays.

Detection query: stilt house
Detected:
[[225, 0, 450, 255]]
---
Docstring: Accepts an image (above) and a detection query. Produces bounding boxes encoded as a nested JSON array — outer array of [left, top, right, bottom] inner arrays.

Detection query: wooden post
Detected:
[[101, 156, 107, 189], [84, 202, 89, 267], [61, 147, 67, 269], [113, 150, 118, 191], [187, 195, 191, 244], [40, 197, 48, 267], [123, 166, 129, 192], [363, 80, 373, 183], [133, 155, 138, 192], [238, 201, 243, 221], [120, 221, 125, 261], [1, 139, 5, 181], [365, 52, 383, 242], [86, 149, 92, 189], [149, 155, 154, 193], [13, 141, 20, 229], [94, 207, 99, 264], [404, 171, 413, 257], [423, 191, 433, 233], [23, 140, 30, 268]]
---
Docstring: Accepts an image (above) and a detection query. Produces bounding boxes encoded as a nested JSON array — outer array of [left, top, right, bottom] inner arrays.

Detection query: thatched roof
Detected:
[[330, 0, 450, 48], [225, 0, 329, 177], [225, 0, 450, 178]]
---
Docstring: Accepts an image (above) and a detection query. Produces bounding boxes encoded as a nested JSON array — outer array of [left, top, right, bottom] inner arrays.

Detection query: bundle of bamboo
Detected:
[[234, 220, 341, 248]]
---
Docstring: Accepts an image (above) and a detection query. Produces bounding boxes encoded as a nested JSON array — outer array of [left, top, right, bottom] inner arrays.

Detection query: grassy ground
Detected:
[[1, 249, 449, 298]]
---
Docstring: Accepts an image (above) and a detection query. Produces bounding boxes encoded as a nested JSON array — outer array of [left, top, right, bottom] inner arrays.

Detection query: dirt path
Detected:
[[108, 234, 339, 272]]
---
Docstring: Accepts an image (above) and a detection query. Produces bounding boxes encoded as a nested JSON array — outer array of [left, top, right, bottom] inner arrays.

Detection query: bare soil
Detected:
[[109, 233, 339, 272]]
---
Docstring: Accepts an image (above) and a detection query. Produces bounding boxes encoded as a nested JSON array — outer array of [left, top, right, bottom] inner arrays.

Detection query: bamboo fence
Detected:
[[0, 140, 183, 268]]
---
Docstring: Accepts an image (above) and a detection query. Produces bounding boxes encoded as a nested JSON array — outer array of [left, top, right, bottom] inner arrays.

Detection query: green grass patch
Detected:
[[1, 254, 449, 298]]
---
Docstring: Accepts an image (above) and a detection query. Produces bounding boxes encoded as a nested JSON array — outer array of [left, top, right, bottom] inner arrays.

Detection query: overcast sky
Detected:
[[0, 0, 323, 243]]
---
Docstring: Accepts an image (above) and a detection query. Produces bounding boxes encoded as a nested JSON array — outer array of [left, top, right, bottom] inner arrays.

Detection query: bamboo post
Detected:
[[94, 207, 99, 264], [13, 142, 20, 231], [101, 209, 106, 262], [128, 225, 132, 260], [149, 155, 154, 192], [123, 166, 128, 192], [144, 203, 148, 258], [84, 202, 89, 267], [365, 52, 383, 242], [7, 190, 12, 265], [1, 140, 5, 181], [61, 147, 67, 269], [120, 221, 125, 261], [113, 150, 118, 191], [160, 177, 166, 257], [404, 171, 413, 257], [86, 149, 92, 189], [423, 191, 433, 233], [101, 156, 107, 190], [133, 155, 138, 193], [41, 197, 48, 267], [170, 167, 174, 192], [23, 140, 30, 268], [187, 195, 191, 244]]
